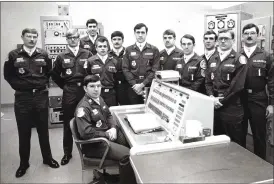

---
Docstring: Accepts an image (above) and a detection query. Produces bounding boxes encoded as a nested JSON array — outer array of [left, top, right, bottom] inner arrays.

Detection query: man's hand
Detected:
[[106, 128, 117, 141], [210, 95, 223, 109], [132, 83, 145, 95], [266, 105, 273, 119]]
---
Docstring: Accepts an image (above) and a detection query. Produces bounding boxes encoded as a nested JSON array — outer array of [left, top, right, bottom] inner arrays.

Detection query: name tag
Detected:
[[16, 58, 24, 62], [35, 59, 45, 62], [104, 89, 109, 92], [64, 59, 70, 63], [144, 52, 153, 56], [160, 57, 164, 60], [210, 63, 216, 67], [84, 45, 90, 49], [172, 57, 181, 60], [131, 52, 136, 56], [176, 64, 182, 68], [224, 64, 235, 67], [253, 60, 266, 63], [189, 66, 197, 69], [92, 65, 100, 69], [80, 59, 87, 62]]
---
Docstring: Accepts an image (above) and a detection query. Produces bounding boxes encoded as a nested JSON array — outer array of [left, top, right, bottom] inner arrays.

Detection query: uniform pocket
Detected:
[[221, 65, 236, 81], [252, 62, 266, 77], [188, 66, 197, 81], [61, 59, 75, 68], [33, 59, 47, 74]]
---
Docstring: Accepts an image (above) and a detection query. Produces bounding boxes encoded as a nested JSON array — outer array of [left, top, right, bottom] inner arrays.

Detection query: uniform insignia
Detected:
[[172, 57, 181, 60], [201, 69, 205, 77], [253, 60, 266, 63], [77, 107, 85, 117], [188, 66, 197, 69], [16, 58, 24, 62], [176, 64, 182, 68], [92, 109, 98, 115], [239, 55, 247, 64], [130, 52, 136, 56], [18, 68, 25, 74], [66, 68, 72, 75], [131, 60, 136, 67], [211, 73, 214, 80], [88, 99, 92, 103], [92, 65, 100, 69], [64, 59, 70, 63], [96, 120, 102, 127], [84, 45, 90, 49], [200, 60, 206, 69], [103, 106, 106, 109], [144, 52, 153, 56], [210, 63, 216, 67], [160, 57, 164, 60], [224, 64, 235, 67]]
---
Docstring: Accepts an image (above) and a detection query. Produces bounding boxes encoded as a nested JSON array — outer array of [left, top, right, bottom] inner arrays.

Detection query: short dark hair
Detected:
[[163, 29, 176, 38], [204, 30, 218, 41], [95, 36, 110, 50], [83, 75, 100, 86], [22, 28, 38, 36], [218, 29, 235, 39], [134, 23, 148, 33], [242, 23, 259, 34], [111, 31, 124, 40], [65, 28, 80, 38], [181, 34, 195, 45], [86, 19, 98, 27]]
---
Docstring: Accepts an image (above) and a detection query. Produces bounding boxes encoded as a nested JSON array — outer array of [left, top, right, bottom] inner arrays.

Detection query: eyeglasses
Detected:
[[218, 37, 231, 42], [89, 84, 102, 88], [204, 37, 215, 41], [97, 45, 108, 48], [243, 32, 257, 36], [67, 36, 80, 40]]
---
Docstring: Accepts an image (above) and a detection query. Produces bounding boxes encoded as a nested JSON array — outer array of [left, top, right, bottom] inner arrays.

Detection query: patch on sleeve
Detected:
[[77, 107, 85, 117], [239, 55, 247, 64], [200, 60, 206, 69]]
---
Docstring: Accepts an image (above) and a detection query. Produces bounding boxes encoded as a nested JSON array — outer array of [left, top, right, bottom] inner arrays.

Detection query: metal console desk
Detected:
[[130, 142, 273, 183]]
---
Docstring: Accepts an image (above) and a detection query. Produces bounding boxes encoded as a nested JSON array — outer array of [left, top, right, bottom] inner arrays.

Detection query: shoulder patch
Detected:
[[239, 55, 247, 64], [200, 60, 206, 69], [77, 107, 85, 117]]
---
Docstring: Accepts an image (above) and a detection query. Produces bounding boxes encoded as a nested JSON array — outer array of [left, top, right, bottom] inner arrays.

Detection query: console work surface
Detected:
[[130, 142, 273, 183]]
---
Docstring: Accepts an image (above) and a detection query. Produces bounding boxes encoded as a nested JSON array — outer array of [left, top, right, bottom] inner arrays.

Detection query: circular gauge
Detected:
[[217, 20, 225, 29], [54, 31, 60, 36], [208, 21, 215, 29], [227, 19, 235, 28]]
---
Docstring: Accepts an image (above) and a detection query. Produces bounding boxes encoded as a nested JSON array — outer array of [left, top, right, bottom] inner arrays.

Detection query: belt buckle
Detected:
[[247, 89, 252, 94], [77, 82, 81, 87]]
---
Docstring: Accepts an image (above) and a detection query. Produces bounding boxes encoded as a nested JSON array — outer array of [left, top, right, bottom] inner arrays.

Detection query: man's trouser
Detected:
[[115, 81, 131, 105], [243, 90, 267, 159], [214, 96, 245, 147], [128, 86, 144, 105], [62, 83, 85, 156], [14, 89, 52, 166], [101, 88, 117, 107]]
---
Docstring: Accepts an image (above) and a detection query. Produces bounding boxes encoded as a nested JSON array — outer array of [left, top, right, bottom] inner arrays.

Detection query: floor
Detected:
[[1, 106, 118, 183], [1, 105, 257, 183]]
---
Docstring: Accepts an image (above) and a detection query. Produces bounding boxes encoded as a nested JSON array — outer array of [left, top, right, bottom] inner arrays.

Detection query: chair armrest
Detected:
[[75, 137, 111, 169], [75, 137, 110, 147]]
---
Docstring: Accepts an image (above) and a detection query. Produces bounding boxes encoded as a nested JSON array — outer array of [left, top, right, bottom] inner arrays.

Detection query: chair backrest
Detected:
[[70, 117, 81, 141]]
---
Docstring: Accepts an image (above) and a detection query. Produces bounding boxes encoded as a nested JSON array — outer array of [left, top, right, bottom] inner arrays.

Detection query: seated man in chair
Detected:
[[75, 74, 129, 161]]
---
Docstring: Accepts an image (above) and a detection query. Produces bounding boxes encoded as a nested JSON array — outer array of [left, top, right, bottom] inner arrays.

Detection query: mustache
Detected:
[[247, 37, 252, 40]]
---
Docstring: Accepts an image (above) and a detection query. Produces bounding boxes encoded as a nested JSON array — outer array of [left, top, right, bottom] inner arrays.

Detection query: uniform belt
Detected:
[[246, 88, 265, 94], [18, 86, 47, 93]]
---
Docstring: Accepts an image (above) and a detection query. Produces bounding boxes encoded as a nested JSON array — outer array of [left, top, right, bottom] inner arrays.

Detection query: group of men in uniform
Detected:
[[3, 17, 273, 179]]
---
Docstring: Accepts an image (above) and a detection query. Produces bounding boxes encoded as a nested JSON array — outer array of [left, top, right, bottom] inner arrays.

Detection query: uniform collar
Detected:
[[165, 46, 175, 55], [88, 34, 98, 43], [97, 53, 108, 64], [134, 42, 151, 50], [184, 52, 195, 63], [204, 48, 216, 60], [68, 45, 80, 56], [23, 45, 37, 56], [112, 47, 124, 56]]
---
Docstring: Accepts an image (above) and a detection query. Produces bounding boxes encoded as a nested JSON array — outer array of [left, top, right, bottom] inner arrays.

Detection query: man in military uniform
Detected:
[[75, 75, 129, 161], [122, 23, 160, 104], [241, 23, 274, 159], [4, 28, 59, 178], [176, 34, 206, 92], [109, 31, 130, 105], [159, 29, 183, 70], [80, 19, 102, 55], [205, 29, 248, 146], [87, 36, 118, 107], [51, 29, 93, 165], [200, 30, 218, 95]]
